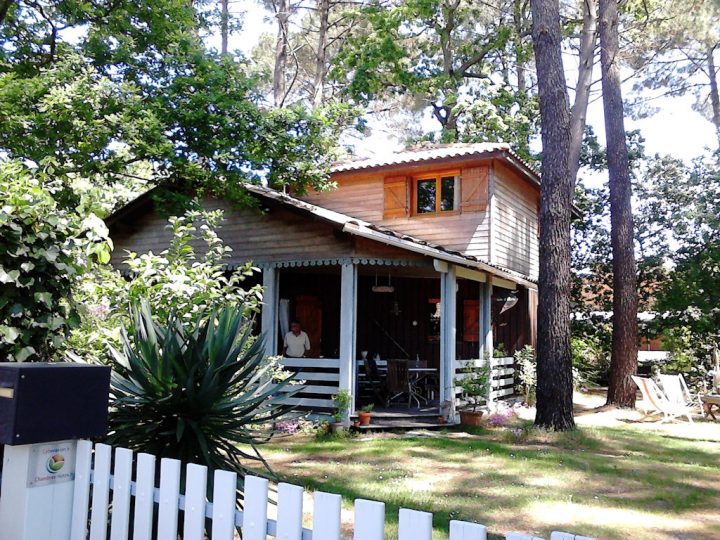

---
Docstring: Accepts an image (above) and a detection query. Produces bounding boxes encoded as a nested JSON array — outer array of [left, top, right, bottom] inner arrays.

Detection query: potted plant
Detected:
[[456, 361, 490, 427], [358, 404, 374, 426], [331, 390, 351, 432]]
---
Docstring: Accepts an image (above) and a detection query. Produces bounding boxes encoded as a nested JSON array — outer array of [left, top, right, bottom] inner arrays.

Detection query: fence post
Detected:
[[0, 363, 110, 540]]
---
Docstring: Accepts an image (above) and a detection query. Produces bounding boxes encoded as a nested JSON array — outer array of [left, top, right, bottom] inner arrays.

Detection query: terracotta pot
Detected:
[[437, 416, 446, 425], [352, 420, 360, 428], [358, 412, 372, 426], [459, 410, 484, 427]]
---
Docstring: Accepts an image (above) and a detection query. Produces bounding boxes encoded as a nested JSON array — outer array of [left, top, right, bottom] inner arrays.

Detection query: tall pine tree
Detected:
[[599, 0, 639, 407], [530, 0, 576, 430]]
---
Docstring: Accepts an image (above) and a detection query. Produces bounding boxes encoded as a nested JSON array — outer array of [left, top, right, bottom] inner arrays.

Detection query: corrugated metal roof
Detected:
[[331, 142, 539, 180], [245, 183, 537, 287]]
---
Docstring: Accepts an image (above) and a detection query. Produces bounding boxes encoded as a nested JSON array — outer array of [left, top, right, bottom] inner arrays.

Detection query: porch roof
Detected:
[[244, 184, 537, 289]]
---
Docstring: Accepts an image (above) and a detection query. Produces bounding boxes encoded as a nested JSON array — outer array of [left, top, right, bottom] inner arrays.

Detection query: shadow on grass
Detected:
[[260, 422, 720, 539]]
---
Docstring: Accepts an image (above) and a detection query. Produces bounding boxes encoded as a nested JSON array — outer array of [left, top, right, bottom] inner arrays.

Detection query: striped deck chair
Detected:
[[659, 373, 703, 418], [632, 375, 693, 423]]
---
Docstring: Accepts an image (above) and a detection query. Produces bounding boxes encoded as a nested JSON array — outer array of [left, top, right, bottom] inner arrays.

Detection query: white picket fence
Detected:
[[68, 440, 594, 540]]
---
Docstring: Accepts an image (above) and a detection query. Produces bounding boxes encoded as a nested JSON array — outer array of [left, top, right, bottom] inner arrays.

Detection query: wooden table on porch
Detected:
[[701, 394, 720, 420]]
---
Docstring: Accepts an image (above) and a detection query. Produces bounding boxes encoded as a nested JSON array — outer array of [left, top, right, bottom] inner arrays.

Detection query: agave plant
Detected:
[[106, 301, 299, 485]]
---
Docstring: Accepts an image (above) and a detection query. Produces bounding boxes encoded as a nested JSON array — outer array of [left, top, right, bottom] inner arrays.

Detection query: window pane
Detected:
[[416, 179, 436, 213], [440, 176, 456, 211]]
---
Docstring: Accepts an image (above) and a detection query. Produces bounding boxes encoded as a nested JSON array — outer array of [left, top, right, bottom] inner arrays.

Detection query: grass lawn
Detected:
[[256, 395, 720, 540]]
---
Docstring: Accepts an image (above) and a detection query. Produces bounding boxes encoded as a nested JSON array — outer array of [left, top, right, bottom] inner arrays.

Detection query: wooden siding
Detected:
[[491, 162, 540, 279], [493, 286, 531, 356], [110, 198, 419, 268], [303, 176, 385, 222], [302, 170, 491, 258]]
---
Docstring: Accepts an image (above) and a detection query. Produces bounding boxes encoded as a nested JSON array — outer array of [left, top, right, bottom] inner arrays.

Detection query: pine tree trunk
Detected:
[[706, 44, 720, 149], [273, 0, 290, 107], [599, 0, 638, 408], [530, 0, 576, 431], [220, 0, 229, 55], [0, 0, 12, 25], [312, 0, 330, 107], [568, 0, 598, 185]]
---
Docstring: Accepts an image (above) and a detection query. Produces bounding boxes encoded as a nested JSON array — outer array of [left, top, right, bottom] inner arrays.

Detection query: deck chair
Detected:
[[659, 373, 703, 418], [632, 375, 694, 423]]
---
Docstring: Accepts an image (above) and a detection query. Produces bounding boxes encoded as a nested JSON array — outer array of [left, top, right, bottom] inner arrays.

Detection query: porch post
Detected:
[[480, 280, 494, 406], [440, 265, 457, 421], [339, 262, 358, 414], [261, 266, 279, 358]]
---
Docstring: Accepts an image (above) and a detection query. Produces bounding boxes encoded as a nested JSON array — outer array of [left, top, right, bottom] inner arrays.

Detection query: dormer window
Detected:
[[382, 166, 488, 219], [414, 172, 459, 215]]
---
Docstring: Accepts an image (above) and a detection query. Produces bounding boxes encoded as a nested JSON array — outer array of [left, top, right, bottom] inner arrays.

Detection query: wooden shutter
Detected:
[[463, 299, 480, 342], [460, 166, 489, 212], [383, 176, 408, 218]]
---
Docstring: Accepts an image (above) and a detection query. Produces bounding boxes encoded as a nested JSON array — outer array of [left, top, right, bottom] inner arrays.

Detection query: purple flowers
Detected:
[[485, 408, 516, 427], [275, 420, 301, 434]]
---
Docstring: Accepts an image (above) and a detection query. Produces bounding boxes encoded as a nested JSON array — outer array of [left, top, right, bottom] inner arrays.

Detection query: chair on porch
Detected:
[[363, 357, 388, 407], [388, 359, 423, 408]]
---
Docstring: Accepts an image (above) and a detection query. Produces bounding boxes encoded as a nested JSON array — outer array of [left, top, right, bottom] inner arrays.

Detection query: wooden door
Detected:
[[295, 295, 322, 358]]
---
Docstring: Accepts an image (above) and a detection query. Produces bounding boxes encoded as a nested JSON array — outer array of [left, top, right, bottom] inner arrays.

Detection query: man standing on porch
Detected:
[[283, 321, 311, 358]]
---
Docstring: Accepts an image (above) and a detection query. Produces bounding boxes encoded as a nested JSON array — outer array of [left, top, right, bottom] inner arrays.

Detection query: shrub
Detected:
[[0, 162, 111, 361], [514, 345, 536, 405], [106, 302, 299, 485], [67, 207, 260, 363], [571, 336, 609, 387], [455, 360, 490, 411], [332, 390, 352, 422], [485, 407, 517, 428]]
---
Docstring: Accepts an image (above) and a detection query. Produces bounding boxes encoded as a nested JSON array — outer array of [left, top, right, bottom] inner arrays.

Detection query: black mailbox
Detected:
[[0, 363, 111, 445]]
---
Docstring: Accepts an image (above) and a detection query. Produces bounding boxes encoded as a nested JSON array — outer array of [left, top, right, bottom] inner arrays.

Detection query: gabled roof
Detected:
[[331, 142, 540, 185], [105, 182, 537, 288], [244, 184, 537, 289]]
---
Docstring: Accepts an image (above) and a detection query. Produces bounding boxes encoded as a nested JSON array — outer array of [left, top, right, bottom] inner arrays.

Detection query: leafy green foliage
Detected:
[[513, 346, 536, 405], [455, 360, 490, 411], [67, 207, 260, 363], [631, 154, 720, 381], [331, 389, 351, 422], [571, 336, 609, 387], [571, 130, 667, 351], [1, 1, 351, 213], [106, 302, 298, 483], [331, 0, 537, 151], [0, 161, 111, 361]]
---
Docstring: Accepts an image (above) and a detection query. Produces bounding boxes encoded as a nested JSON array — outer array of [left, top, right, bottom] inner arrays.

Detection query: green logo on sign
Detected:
[[46, 453, 65, 473]]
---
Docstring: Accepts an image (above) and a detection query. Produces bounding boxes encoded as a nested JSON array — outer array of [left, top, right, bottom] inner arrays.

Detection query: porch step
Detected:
[[351, 410, 440, 419], [352, 418, 447, 432]]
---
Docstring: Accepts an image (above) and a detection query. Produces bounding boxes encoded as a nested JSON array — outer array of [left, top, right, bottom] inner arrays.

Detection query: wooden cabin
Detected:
[[106, 143, 540, 420]]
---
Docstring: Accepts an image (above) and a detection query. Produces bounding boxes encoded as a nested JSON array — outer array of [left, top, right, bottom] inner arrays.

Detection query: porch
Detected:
[[260, 257, 533, 420]]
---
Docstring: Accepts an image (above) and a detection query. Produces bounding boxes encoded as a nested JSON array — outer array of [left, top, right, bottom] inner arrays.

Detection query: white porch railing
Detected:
[[69, 440, 595, 540], [277, 358, 340, 409], [454, 357, 516, 406]]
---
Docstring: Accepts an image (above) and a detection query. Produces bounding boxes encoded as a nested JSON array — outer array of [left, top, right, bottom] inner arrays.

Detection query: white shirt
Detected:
[[284, 331, 310, 357]]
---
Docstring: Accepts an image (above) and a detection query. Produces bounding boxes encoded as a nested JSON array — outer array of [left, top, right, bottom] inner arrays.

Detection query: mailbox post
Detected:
[[0, 363, 110, 540]]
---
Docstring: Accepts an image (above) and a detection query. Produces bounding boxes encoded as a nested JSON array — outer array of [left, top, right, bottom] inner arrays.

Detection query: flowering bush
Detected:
[[514, 346, 536, 405], [66, 207, 260, 363], [0, 162, 111, 361], [485, 407, 517, 428]]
